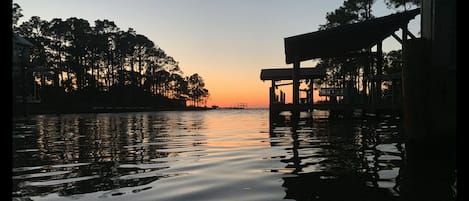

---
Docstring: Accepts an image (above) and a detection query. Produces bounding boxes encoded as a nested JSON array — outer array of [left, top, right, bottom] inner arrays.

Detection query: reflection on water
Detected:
[[271, 112, 404, 201], [13, 110, 406, 201]]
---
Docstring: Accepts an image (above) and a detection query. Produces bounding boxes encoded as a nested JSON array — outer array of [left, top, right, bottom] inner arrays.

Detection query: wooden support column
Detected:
[[270, 80, 276, 106], [400, 1, 456, 200], [391, 80, 395, 105], [292, 61, 300, 107], [376, 41, 383, 103], [363, 48, 371, 105], [310, 78, 314, 107], [292, 61, 300, 119], [402, 24, 408, 44], [401, 36, 457, 201], [281, 91, 286, 104]]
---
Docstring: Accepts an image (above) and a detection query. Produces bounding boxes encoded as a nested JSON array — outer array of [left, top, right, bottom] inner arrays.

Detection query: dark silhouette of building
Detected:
[[13, 33, 39, 104], [261, 9, 419, 116]]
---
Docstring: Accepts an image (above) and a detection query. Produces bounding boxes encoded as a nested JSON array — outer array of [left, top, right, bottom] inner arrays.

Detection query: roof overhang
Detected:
[[260, 67, 326, 81], [284, 8, 420, 64], [14, 33, 34, 47]]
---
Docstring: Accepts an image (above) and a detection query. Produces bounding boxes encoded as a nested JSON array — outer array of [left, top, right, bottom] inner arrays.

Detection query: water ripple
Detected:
[[13, 110, 410, 201]]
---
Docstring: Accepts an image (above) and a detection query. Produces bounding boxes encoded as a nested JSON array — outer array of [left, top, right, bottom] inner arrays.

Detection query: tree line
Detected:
[[13, 3, 209, 108]]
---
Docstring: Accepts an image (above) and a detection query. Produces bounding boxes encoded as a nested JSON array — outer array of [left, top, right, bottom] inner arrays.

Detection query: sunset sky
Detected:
[[14, 0, 420, 108]]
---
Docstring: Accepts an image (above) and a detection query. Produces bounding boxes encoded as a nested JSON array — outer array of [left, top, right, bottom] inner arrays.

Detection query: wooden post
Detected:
[[281, 91, 285, 104], [293, 62, 300, 107], [363, 49, 371, 105], [391, 80, 395, 105], [270, 80, 275, 106], [310, 78, 314, 108], [376, 41, 383, 104], [292, 61, 300, 118], [400, 1, 456, 199], [402, 24, 408, 45], [401, 36, 457, 201]]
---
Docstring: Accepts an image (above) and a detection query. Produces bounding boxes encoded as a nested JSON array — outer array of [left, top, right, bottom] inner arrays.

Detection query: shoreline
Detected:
[[13, 103, 214, 116]]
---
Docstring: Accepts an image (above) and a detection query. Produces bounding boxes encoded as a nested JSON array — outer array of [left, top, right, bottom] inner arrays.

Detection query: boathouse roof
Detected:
[[14, 33, 34, 47], [260, 67, 326, 81], [284, 8, 419, 64]]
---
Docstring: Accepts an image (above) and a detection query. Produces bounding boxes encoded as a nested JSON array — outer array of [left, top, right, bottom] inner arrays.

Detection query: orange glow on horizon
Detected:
[[206, 83, 325, 108], [177, 50, 325, 109]]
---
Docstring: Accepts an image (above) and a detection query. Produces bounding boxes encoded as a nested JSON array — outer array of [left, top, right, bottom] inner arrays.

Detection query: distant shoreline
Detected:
[[13, 103, 214, 116]]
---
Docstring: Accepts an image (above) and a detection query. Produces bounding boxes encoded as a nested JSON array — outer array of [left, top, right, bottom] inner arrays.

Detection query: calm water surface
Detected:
[[12, 109, 403, 201]]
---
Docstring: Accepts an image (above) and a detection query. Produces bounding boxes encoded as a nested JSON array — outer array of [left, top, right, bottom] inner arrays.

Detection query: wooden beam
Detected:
[[260, 67, 326, 81], [276, 82, 293, 87], [392, 33, 402, 44], [402, 24, 408, 43], [406, 29, 417, 39]]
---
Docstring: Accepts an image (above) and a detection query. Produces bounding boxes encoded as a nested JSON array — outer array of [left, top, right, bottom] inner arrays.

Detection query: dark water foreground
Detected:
[[13, 109, 407, 201]]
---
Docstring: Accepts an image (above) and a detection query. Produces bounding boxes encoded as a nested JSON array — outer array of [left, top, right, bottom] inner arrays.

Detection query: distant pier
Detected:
[[223, 103, 247, 109]]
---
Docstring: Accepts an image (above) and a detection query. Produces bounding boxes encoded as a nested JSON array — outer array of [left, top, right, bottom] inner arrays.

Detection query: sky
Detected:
[[14, 0, 420, 108]]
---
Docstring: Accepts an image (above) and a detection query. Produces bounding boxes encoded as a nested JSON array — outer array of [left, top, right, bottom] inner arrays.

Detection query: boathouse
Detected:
[[261, 9, 420, 115]]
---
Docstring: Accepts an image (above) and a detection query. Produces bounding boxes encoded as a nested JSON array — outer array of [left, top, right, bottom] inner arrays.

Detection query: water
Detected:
[[12, 109, 404, 201]]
